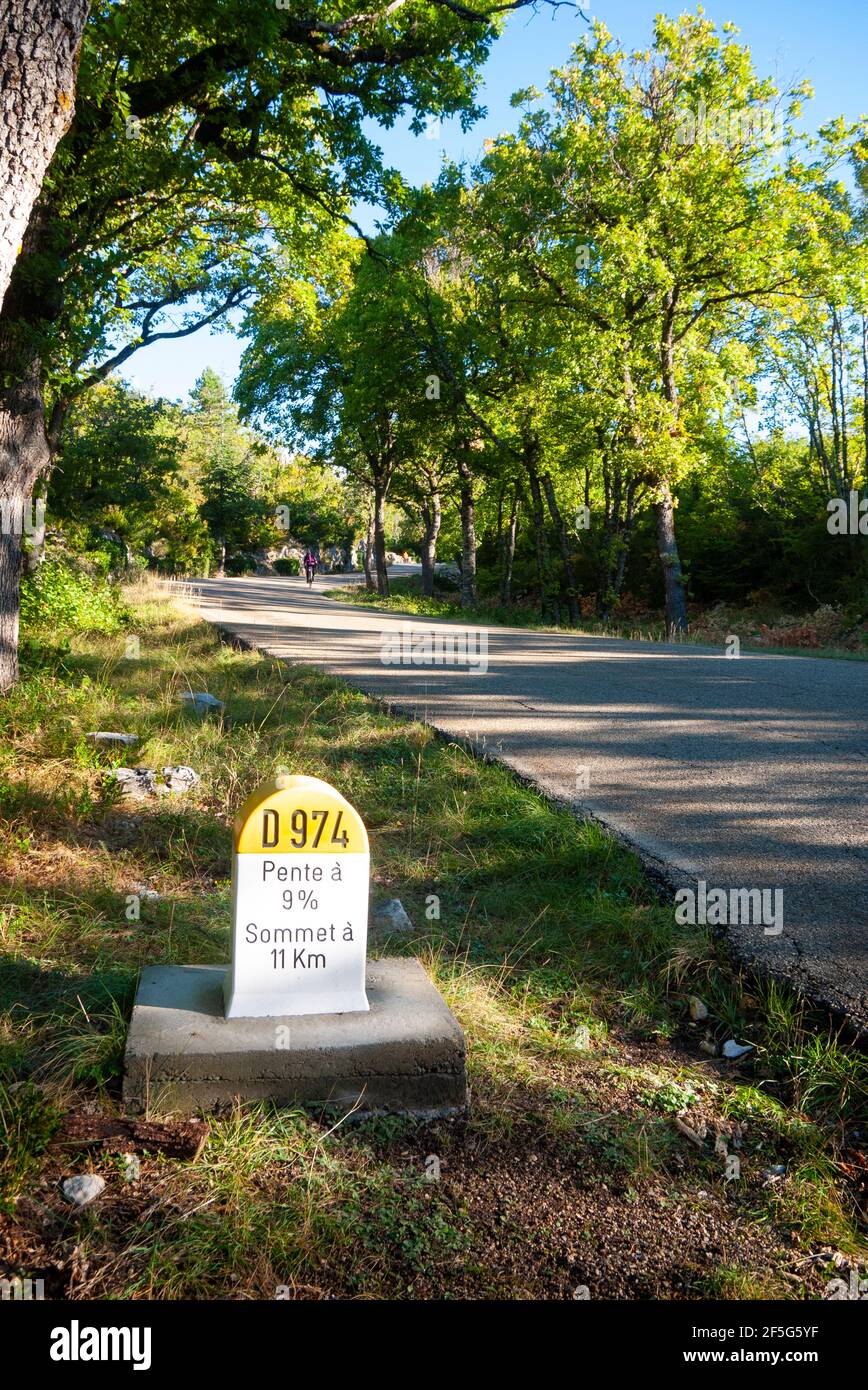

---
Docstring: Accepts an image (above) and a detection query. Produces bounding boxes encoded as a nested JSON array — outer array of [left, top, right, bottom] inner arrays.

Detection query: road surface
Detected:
[[179, 568, 868, 1031]]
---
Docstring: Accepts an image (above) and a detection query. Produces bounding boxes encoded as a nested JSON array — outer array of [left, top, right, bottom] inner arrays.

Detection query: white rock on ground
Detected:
[[62, 1174, 105, 1206], [111, 768, 200, 798], [722, 1040, 755, 1060], [689, 995, 709, 1021], [110, 767, 158, 797], [161, 766, 200, 792], [86, 732, 140, 747]]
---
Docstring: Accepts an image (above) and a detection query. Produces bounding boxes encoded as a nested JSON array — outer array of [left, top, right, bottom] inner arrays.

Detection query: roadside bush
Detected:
[[20, 560, 129, 635], [274, 557, 300, 576], [690, 600, 868, 652], [225, 552, 257, 576]]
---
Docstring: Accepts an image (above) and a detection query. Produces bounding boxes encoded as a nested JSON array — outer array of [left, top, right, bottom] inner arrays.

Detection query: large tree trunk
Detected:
[[420, 487, 441, 598], [0, 352, 51, 689], [0, 186, 70, 690], [498, 484, 518, 606], [0, 0, 90, 315], [655, 479, 688, 637], [373, 479, 389, 598], [456, 456, 477, 608]]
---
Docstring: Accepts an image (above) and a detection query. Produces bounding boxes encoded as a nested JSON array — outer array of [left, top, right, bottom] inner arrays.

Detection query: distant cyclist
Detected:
[[303, 547, 318, 586]]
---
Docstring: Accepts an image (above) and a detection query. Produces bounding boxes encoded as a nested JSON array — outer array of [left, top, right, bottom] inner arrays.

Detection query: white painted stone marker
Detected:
[[224, 773, 369, 1018]]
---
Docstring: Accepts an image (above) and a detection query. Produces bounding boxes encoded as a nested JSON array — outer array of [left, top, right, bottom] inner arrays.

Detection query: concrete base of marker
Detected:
[[123, 957, 467, 1118]]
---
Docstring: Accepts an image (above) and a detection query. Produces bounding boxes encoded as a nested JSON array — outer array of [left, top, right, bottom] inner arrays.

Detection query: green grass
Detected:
[[0, 576, 864, 1298], [0, 1080, 62, 1214]]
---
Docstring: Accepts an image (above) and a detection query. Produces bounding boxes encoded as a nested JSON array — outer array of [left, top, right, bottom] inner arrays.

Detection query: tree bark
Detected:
[[498, 484, 518, 606], [456, 455, 477, 608], [0, 350, 51, 688], [0, 0, 90, 315], [363, 508, 375, 592], [0, 180, 70, 689], [655, 479, 688, 638], [658, 297, 689, 637], [373, 478, 389, 597], [420, 486, 441, 598]]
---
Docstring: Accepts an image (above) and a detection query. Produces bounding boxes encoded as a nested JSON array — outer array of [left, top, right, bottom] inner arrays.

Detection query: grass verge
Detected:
[[0, 578, 865, 1299]]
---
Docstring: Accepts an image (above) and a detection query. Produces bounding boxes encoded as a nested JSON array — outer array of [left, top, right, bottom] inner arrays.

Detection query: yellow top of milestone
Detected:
[[234, 774, 368, 855]]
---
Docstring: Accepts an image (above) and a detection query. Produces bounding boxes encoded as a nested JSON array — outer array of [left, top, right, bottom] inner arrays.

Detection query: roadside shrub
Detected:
[[433, 567, 461, 593], [758, 603, 847, 650], [690, 601, 868, 652], [225, 552, 257, 576], [274, 556, 300, 576], [20, 560, 129, 635]]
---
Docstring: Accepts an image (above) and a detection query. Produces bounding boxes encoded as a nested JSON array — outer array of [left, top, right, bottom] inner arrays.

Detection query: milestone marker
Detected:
[[224, 774, 369, 1018], [124, 771, 467, 1118]]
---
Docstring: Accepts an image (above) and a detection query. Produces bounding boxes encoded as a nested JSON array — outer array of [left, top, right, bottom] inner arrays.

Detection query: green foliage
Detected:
[[34, 0, 516, 412], [236, 10, 867, 625], [45, 370, 360, 577], [50, 381, 184, 531], [20, 560, 129, 636]]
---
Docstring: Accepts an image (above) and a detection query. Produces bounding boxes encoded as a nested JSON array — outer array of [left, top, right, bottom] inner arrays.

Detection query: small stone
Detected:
[[62, 1174, 105, 1207], [86, 732, 140, 747], [121, 1153, 141, 1182], [689, 995, 709, 1021], [371, 898, 413, 934], [162, 765, 200, 792], [722, 1040, 755, 1060], [699, 1037, 717, 1056]]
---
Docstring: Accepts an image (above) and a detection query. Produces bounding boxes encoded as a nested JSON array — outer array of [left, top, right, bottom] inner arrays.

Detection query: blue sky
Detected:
[[123, 1, 868, 403]]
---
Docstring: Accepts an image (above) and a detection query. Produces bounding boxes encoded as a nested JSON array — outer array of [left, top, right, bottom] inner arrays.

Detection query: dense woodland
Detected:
[[3, 5, 868, 678]]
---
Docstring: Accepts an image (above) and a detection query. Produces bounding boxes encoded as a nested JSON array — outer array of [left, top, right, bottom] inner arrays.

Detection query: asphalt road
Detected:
[[179, 568, 868, 1031]]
